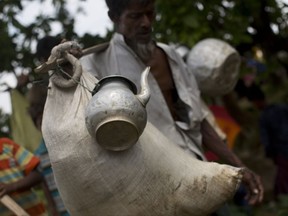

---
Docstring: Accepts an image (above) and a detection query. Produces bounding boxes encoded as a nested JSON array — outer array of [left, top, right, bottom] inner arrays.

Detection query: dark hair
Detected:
[[105, 0, 154, 17], [27, 84, 48, 126], [36, 36, 62, 61]]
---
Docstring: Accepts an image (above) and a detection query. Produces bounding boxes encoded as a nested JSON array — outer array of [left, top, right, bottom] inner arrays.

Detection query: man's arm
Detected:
[[201, 118, 264, 205], [41, 181, 61, 216], [0, 170, 43, 197]]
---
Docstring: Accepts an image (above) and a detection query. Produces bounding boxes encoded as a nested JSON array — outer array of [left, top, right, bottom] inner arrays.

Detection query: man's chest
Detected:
[[148, 47, 175, 92], [148, 47, 181, 119]]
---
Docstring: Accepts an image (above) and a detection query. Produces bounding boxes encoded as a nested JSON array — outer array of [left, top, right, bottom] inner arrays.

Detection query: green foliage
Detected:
[[154, 0, 251, 47], [0, 0, 76, 75], [1, 0, 288, 137], [1, 0, 288, 77], [154, 0, 288, 57]]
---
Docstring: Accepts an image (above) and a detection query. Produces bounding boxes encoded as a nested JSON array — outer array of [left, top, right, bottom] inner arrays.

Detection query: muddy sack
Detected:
[[41, 42, 243, 216]]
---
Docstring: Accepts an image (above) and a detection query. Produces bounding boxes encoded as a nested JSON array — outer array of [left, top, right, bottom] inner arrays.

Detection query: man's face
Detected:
[[114, 1, 156, 44]]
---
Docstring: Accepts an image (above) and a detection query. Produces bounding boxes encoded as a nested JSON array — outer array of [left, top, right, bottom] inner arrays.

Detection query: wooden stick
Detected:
[[34, 42, 109, 74], [1, 195, 29, 216]]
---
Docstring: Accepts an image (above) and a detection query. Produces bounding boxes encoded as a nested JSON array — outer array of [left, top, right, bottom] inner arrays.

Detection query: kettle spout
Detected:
[[137, 67, 151, 106]]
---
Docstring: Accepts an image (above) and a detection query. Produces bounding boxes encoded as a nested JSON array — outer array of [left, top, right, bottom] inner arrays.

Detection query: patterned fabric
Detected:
[[0, 137, 46, 216], [209, 105, 241, 149], [35, 139, 69, 216]]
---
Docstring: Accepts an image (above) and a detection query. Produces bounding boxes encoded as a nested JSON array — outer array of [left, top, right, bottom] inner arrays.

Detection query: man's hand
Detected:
[[242, 168, 264, 205], [200, 119, 264, 205], [60, 38, 83, 59], [0, 183, 10, 198]]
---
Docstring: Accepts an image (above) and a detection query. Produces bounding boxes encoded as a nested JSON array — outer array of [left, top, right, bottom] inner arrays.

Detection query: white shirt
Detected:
[[81, 33, 207, 159]]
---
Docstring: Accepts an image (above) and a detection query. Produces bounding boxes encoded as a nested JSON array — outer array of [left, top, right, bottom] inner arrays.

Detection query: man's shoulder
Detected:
[[157, 42, 183, 62], [157, 42, 173, 52], [81, 42, 110, 67], [82, 42, 110, 57]]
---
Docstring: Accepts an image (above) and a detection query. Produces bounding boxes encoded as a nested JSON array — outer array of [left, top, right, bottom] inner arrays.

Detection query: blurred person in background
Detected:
[[259, 97, 288, 200], [0, 137, 47, 216]]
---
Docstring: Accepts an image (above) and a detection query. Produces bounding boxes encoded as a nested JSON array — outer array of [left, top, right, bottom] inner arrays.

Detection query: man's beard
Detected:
[[128, 39, 156, 63]]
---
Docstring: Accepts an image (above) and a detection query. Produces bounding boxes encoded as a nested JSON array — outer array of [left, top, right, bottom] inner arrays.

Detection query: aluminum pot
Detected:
[[187, 38, 241, 96], [85, 67, 151, 151]]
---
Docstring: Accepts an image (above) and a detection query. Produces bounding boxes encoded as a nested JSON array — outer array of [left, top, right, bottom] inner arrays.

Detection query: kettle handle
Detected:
[[136, 67, 151, 106]]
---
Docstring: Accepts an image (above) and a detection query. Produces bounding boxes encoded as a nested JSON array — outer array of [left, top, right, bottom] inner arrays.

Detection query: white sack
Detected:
[[42, 70, 243, 216]]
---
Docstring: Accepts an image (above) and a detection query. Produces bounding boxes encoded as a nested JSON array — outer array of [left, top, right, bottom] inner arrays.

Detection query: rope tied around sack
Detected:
[[34, 41, 111, 91], [53, 62, 93, 93], [35, 41, 85, 89]]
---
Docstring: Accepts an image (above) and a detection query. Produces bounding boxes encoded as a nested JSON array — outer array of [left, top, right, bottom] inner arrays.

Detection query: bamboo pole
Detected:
[[34, 42, 109, 74], [1, 195, 29, 216]]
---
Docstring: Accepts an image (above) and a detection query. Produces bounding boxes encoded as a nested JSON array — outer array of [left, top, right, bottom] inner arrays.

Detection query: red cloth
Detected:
[[209, 105, 241, 149]]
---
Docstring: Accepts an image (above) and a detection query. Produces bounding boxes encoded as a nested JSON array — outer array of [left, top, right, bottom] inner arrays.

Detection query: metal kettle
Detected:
[[85, 67, 151, 151]]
